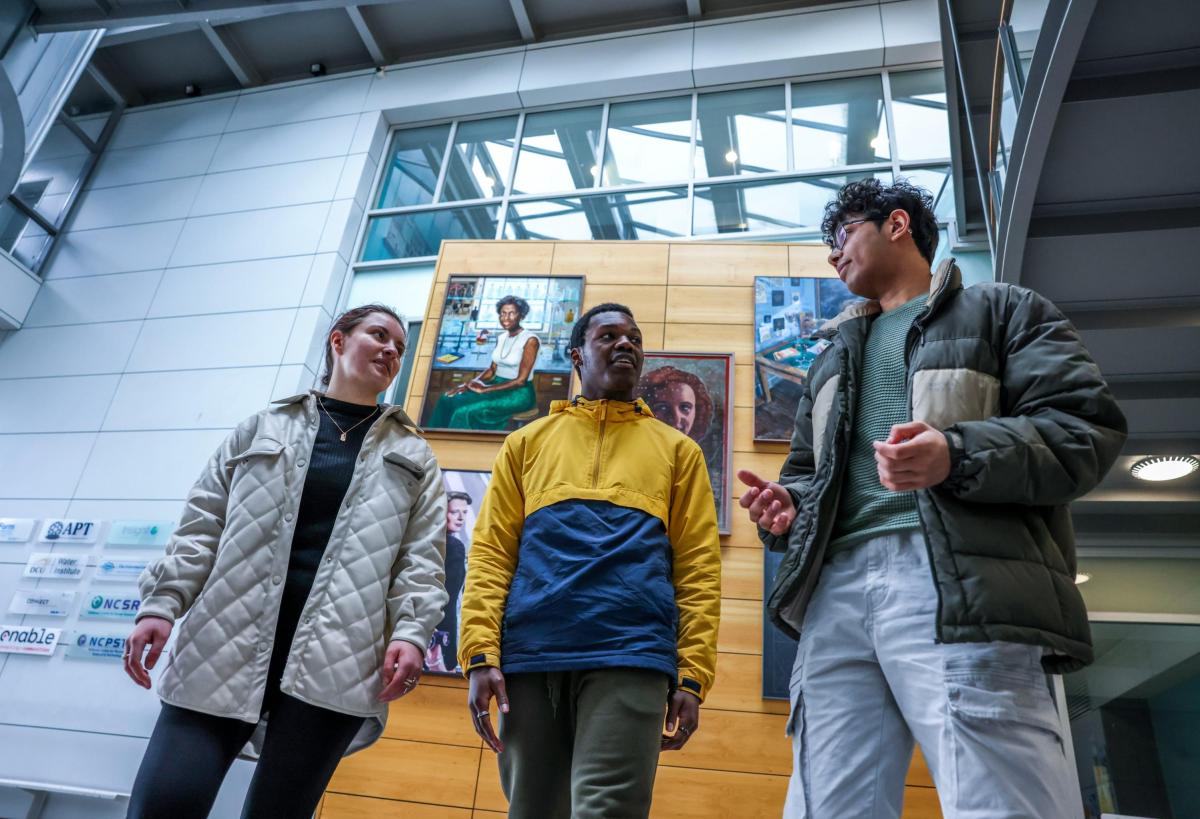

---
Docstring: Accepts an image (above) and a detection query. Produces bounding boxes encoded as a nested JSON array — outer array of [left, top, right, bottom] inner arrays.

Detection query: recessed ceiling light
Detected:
[[1075, 572, 1091, 585], [725, 150, 738, 163], [1130, 455, 1199, 482]]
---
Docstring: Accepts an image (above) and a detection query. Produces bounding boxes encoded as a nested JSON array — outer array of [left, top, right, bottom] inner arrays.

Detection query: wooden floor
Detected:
[[320, 241, 943, 818]]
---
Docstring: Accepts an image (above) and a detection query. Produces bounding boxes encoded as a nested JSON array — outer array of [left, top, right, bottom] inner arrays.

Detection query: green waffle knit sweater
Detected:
[[831, 295, 926, 546]]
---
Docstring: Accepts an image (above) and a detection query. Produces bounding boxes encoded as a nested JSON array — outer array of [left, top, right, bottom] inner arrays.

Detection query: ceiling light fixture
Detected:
[[1130, 455, 1199, 482], [724, 150, 738, 164], [1074, 572, 1091, 585], [184, 83, 201, 97], [310, 62, 327, 76]]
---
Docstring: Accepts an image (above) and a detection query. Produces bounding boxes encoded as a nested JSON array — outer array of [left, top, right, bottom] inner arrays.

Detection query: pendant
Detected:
[[339, 432, 347, 442]]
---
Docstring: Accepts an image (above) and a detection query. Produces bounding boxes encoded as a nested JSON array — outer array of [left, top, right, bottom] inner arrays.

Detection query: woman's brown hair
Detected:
[[638, 365, 714, 442]]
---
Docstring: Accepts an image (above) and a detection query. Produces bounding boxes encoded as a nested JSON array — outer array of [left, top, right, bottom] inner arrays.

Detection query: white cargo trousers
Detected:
[[783, 530, 1079, 819]]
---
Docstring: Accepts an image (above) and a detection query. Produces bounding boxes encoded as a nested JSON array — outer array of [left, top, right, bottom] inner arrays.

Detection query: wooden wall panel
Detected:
[[322, 793, 472, 818], [323, 240, 941, 819], [328, 739, 480, 807]]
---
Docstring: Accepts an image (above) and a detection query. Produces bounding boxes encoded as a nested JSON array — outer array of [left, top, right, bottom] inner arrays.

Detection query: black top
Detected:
[[434, 533, 466, 668], [265, 395, 379, 712]]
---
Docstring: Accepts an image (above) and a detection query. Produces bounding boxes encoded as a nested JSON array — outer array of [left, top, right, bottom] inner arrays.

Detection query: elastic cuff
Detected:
[[941, 428, 968, 488], [461, 650, 501, 677], [135, 597, 179, 625], [675, 674, 706, 702]]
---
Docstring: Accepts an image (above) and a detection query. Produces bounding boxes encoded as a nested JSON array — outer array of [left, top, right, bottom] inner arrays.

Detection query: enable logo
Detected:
[[0, 624, 61, 656]]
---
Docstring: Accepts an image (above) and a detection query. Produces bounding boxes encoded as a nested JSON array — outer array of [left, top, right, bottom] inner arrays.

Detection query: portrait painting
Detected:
[[424, 468, 492, 676], [636, 352, 734, 534]]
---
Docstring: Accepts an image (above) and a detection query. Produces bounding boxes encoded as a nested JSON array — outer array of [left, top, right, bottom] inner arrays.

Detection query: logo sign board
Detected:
[[23, 553, 85, 580], [0, 625, 61, 656], [81, 593, 141, 620], [106, 520, 173, 548], [8, 590, 76, 617], [38, 519, 100, 544], [0, 519, 36, 543], [95, 557, 152, 582], [66, 631, 127, 661]]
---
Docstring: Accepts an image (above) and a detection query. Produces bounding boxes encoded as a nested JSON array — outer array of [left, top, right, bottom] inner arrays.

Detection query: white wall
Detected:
[[0, 2, 940, 815]]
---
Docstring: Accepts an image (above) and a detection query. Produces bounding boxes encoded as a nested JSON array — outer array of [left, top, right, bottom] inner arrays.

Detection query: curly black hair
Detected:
[[569, 302, 635, 353], [496, 295, 530, 319], [820, 177, 939, 264]]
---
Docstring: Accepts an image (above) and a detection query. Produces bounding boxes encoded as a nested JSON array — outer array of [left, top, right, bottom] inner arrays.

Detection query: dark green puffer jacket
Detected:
[[762, 259, 1126, 673]]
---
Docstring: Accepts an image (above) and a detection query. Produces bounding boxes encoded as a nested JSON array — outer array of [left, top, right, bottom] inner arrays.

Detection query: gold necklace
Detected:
[[318, 395, 378, 443]]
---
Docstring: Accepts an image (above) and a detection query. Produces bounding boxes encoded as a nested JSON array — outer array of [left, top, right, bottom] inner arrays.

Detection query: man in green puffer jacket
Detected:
[[739, 179, 1126, 819]]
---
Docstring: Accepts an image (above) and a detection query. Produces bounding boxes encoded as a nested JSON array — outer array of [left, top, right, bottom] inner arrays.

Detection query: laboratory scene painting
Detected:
[[753, 275, 861, 442], [420, 275, 585, 433]]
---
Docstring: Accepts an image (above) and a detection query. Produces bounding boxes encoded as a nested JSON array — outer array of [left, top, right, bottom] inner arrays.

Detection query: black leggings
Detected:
[[126, 696, 363, 819]]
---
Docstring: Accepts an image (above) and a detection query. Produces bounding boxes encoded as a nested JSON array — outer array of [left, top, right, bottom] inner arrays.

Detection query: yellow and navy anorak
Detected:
[[457, 396, 722, 700]]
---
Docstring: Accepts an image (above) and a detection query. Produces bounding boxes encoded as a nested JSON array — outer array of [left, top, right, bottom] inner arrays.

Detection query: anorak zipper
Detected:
[[591, 402, 609, 488]]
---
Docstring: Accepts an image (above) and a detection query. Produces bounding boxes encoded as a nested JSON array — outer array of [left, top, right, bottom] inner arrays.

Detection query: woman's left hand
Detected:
[[377, 640, 424, 702], [466, 381, 487, 393]]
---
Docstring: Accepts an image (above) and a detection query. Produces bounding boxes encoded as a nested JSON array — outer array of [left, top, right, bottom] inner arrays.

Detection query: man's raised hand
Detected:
[[737, 469, 796, 536]]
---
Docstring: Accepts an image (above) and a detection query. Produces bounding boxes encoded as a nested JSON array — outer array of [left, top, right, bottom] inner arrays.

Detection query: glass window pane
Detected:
[[695, 86, 786, 179], [505, 188, 688, 241], [20, 121, 92, 226], [510, 106, 603, 195], [1065, 619, 1200, 819], [693, 172, 891, 236], [601, 96, 693, 187], [0, 200, 52, 271], [375, 124, 451, 209], [791, 76, 889, 171], [899, 167, 955, 222], [361, 205, 499, 260], [441, 116, 518, 203], [890, 70, 951, 161]]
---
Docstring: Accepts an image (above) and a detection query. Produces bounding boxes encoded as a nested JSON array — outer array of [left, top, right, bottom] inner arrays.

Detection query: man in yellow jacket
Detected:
[[458, 302, 722, 819]]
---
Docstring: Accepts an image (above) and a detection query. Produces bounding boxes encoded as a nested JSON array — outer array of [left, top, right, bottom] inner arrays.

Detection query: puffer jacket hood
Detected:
[[138, 391, 448, 757]]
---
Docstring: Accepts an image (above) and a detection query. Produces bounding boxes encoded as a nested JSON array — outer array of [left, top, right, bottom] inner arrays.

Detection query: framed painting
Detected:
[[636, 352, 734, 535], [424, 468, 492, 676], [420, 275, 584, 434], [753, 275, 861, 442]]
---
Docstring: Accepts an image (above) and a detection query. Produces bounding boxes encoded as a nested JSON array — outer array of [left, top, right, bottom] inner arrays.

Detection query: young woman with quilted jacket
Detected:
[[122, 304, 448, 819]]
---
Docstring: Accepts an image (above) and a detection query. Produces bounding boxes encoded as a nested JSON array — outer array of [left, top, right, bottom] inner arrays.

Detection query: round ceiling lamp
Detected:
[[1130, 455, 1199, 482]]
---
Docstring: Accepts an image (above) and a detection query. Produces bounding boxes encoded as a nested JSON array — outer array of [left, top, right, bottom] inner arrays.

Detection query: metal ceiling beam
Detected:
[[199, 21, 262, 87], [87, 52, 144, 107], [33, 0, 422, 34], [101, 23, 201, 47], [508, 0, 535, 42], [345, 6, 386, 66], [686, 0, 702, 20]]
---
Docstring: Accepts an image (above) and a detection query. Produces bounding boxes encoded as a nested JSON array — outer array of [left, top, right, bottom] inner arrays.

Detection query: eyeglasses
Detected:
[[828, 217, 878, 251]]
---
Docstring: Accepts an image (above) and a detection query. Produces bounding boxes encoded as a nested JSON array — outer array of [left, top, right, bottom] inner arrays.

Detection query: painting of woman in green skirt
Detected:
[[427, 295, 540, 431]]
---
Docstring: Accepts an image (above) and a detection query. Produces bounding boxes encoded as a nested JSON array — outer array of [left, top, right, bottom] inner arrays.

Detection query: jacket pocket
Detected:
[[227, 437, 285, 465], [383, 451, 425, 482]]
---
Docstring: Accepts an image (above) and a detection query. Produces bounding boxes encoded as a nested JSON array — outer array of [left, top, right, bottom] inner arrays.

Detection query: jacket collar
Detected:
[[272, 390, 423, 433], [550, 395, 655, 421], [815, 257, 961, 338]]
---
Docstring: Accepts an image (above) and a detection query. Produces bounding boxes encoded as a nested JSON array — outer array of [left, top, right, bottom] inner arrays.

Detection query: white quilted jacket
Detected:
[[138, 391, 448, 755]]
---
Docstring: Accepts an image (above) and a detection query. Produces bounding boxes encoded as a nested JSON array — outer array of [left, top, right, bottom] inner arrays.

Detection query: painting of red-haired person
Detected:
[[636, 353, 734, 533]]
